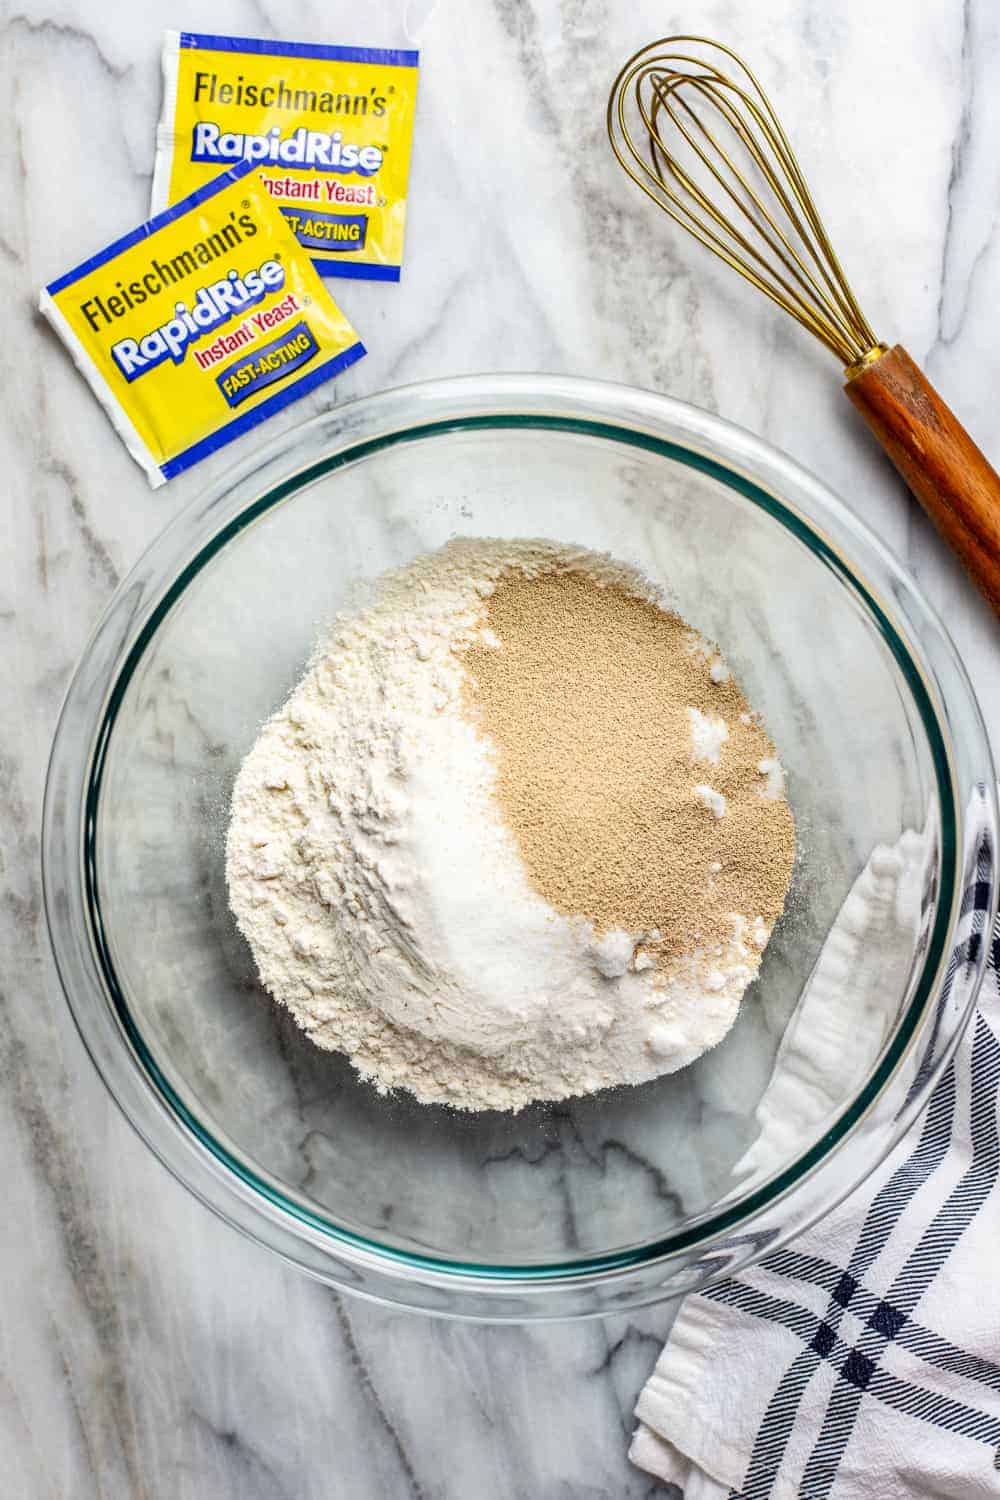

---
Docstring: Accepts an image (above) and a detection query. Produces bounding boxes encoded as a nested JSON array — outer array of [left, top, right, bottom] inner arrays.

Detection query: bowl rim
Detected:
[[42, 373, 998, 1308]]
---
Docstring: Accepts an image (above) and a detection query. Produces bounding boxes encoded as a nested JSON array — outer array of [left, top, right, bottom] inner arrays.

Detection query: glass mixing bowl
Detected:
[[43, 375, 997, 1320]]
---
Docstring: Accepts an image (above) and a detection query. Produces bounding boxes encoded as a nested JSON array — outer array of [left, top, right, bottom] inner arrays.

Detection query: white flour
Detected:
[[226, 539, 772, 1112]]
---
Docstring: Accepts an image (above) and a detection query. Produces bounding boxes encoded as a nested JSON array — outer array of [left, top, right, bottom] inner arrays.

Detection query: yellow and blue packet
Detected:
[[152, 31, 419, 283], [39, 158, 366, 487]]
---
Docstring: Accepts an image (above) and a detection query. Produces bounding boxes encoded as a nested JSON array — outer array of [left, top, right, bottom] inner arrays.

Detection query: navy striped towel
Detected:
[[631, 815, 998, 1498]]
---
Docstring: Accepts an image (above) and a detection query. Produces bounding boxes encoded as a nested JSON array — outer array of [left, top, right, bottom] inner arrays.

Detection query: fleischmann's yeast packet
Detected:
[[40, 159, 366, 487], [152, 32, 419, 282]]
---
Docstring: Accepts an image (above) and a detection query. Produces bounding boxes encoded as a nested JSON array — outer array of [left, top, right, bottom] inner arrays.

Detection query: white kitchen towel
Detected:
[[631, 809, 999, 1499]]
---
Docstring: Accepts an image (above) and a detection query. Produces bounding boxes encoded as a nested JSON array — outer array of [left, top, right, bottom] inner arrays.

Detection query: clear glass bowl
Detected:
[[43, 375, 997, 1320]]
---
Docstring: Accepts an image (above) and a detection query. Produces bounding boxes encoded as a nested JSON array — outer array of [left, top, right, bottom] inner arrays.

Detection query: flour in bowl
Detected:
[[225, 539, 795, 1111]]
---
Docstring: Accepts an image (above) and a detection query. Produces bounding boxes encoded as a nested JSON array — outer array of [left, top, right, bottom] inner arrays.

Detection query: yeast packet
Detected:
[[152, 31, 419, 282], [40, 159, 366, 487]]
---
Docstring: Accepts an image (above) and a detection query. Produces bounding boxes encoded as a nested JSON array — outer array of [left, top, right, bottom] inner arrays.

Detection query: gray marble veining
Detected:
[[3, 0, 999, 1495]]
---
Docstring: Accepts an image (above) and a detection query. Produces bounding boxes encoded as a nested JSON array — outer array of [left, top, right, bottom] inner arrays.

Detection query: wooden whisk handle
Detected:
[[844, 345, 1000, 614]]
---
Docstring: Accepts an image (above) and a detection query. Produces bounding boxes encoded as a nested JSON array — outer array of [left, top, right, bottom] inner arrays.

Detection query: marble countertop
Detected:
[[4, 0, 999, 1495]]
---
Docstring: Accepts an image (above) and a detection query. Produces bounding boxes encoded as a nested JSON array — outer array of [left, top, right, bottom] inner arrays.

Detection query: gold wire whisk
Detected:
[[607, 35, 884, 372], [606, 33, 1000, 614]]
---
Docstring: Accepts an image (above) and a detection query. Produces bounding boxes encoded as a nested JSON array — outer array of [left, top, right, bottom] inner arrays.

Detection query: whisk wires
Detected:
[[607, 36, 883, 370]]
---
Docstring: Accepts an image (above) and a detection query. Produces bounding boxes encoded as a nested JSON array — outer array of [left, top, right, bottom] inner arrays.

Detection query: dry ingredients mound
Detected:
[[226, 539, 795, 1111]]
